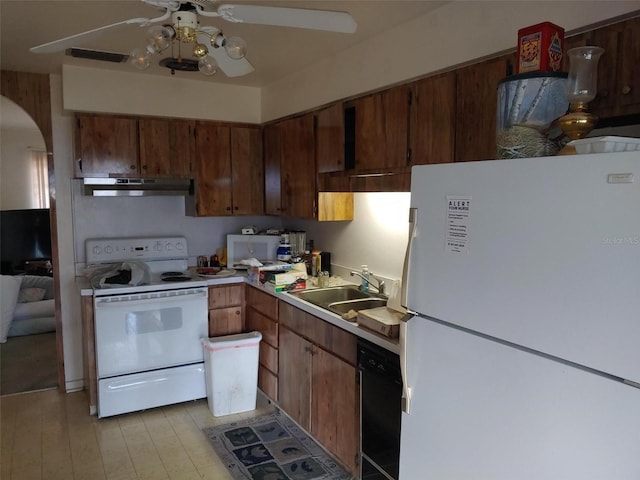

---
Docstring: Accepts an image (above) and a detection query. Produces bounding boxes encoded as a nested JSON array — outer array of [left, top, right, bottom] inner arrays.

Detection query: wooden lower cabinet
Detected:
[[245, 286, 279, 401], [278, 302, 360, 475], [208, 284, 244, 337]]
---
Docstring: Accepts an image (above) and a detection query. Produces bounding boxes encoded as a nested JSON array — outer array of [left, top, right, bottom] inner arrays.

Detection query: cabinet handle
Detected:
[[226, 206, 231, 211], [142, 164, 148, 170], [622, 85, 632, 95], [130, 165, 136, 170]]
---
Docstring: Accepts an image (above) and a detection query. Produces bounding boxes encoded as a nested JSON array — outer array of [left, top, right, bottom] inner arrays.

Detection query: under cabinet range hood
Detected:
[[83, 178, 193, 197]]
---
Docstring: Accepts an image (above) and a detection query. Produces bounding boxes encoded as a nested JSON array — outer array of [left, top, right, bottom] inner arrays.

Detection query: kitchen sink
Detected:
[[291, 285, 387, 318], [327, 298, 388, 315], [292, 285, 373, 305]]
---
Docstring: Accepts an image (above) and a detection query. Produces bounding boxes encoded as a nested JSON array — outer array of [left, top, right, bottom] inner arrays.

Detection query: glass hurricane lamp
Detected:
[[558, 46, 604, 151]]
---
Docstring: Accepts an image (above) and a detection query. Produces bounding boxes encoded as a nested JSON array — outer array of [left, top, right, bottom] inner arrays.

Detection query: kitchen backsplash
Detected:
[[72, 180, 410, 281]]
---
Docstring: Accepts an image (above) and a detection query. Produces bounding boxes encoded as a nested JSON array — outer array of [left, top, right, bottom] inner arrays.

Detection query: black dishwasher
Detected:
[[358, 338, 402, 480]]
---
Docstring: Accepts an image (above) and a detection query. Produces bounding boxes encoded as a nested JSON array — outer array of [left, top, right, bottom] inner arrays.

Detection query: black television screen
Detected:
[[0, 209, 52, 274]]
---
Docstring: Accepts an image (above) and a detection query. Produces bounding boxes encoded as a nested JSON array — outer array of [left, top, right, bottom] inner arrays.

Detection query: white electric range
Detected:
[[86, 236, 209, 418]]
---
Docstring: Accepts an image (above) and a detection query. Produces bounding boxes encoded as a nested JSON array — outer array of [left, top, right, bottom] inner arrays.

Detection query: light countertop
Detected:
[[76, 272, 399, 354]]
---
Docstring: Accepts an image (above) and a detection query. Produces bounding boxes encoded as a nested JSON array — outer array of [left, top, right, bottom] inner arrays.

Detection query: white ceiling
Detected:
[[0, 0, 447, 87]]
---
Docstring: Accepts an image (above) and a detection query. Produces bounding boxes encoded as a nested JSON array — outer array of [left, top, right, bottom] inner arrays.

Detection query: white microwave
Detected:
[[226, 234, 280, 269]]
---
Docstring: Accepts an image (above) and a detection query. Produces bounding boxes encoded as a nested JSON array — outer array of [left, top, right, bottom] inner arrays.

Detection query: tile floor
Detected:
[[1, 388, 272, 480]]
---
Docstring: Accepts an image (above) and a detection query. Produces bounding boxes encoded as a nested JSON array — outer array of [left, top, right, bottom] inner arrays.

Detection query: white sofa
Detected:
[[1, 274, 55, 342]]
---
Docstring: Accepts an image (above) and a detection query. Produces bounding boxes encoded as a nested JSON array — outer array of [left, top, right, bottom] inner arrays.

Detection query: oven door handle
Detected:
[[95, 290, 207, 310]]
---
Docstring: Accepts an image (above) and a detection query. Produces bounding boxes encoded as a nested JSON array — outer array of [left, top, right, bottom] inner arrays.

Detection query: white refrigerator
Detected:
[[399, 151, 640, 479]]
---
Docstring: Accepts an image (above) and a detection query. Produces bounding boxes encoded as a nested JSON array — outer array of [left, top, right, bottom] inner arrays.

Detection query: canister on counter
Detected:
[[517, 21, 564, 73]]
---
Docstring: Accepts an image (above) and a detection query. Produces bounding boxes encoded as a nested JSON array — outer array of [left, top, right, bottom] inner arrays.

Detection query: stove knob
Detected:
[[166, 243, 173, 251], [105, 246, 113, 254], [175, 242, 184, 251], [92, 246, 102, 255], [155, 241, 164, 251]]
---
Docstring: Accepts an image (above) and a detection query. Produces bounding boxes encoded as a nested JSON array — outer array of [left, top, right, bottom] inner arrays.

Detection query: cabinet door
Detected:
[[409, 72, 456, 165], [169, 119, 196, 178], [194, 122, 232, 216], [588, 17, 640, 117], [263, 123, 282, 216], [354, 86, 410, 170], [455, 55, 513, 162], [208, 306, 243, 337], [231, 127, 264, 215], [315, 103, 345, 173], [247, 286, 278, 320], [208, 284, 244, 309], [311, 348, 359, 475], [139, 118, 171, 176], [280, 114, 316, 219], [75, 115, 139, 176], [246, 307, 278, 348], [278, 326, 312, 430]]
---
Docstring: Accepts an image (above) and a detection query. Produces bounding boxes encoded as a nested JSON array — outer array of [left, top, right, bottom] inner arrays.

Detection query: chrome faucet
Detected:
[[350, 271, 386, 296]]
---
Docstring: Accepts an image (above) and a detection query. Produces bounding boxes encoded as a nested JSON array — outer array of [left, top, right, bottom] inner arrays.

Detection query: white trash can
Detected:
[[201, 331, 262, 417]]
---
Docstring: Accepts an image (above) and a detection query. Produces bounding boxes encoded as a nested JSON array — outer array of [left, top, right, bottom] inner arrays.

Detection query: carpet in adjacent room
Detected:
[[0, 332, 57, 395]]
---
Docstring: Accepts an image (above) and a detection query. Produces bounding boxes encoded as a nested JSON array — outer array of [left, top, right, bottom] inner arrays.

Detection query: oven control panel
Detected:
[[86, 236, 188, 263]]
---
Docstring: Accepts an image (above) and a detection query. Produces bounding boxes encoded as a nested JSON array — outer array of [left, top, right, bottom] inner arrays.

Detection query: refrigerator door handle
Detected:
[[401, 207, 417, 310], [399, 316, 413, 414]]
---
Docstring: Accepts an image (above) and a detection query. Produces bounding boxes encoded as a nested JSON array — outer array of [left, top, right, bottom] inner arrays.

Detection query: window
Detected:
[[30, 149, 49, 208]]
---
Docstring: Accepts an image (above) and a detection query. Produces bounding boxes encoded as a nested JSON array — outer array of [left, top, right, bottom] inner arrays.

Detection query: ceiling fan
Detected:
[[30, 0, 358, 78]]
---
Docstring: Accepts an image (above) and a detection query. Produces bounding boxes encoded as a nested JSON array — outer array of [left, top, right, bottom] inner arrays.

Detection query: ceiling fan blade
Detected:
[[197, 28, 255, 77], [216, 4, 357, 33], [30, 12, 170, 54]]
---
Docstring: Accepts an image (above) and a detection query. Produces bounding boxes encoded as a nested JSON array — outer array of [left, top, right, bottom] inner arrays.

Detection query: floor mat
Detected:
[[203, 409, 354, 480]]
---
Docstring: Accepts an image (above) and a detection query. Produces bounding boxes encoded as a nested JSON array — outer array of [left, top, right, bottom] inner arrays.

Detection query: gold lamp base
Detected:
[[557, 102, 598, 155]]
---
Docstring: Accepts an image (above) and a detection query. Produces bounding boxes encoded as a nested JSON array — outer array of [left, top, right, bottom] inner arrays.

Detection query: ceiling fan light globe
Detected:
[[224, 36, 247, 60], [130, 47, 152, 70], [146, 25, 173, 53], [198, 55, 218, 76], [193, 43, 208, 58]]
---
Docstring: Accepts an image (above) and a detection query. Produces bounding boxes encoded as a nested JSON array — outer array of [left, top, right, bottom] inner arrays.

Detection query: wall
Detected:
[[261, 1, 640, 121], [62, 65, 261, 123], [49, 74, 86, 391], [286, 192, 411, 282], [71, 185, 283, 269], [0, 127, 46, 209]]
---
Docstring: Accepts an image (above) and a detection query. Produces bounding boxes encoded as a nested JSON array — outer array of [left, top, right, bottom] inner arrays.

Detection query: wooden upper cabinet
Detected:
[[75, 114, 138, 176], [192, 122, 263, 216], [138, 118, 195, 178], [353, 85, 410, 170], [194, 122, 233, 216], [315, 103, 345, 173], [409, 71, 456, 165], [263, 123, 282, 216], [455, 54, 514, 162], [565, 16, 640, 119], [231, 127, 264, 215], [279, 114, 316, 219]]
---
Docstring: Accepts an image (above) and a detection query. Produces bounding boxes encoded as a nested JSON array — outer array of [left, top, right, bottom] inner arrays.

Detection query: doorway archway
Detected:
[[1, 71, 65, 391]]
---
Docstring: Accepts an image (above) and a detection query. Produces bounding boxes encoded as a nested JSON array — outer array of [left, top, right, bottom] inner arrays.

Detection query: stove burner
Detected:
[[161, 276, 191, 282], [161, 271, 184, 277]]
